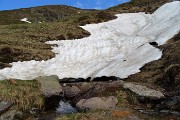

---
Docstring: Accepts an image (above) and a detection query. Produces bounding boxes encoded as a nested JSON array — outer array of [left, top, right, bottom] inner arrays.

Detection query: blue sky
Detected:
[[0, 0, 129, 11]]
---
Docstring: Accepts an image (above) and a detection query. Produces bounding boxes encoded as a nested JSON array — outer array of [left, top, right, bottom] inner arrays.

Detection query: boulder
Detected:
[[71, 81, 124, 104], [76, 96, 118, 111], [64, 86, 81, 98], [35, 75, 63, 97], [123, 82, 164, 100], [0, 110, 16, 120], [0, 101, 13, 115]]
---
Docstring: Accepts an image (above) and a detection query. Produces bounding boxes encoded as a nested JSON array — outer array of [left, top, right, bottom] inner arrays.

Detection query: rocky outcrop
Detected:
[[123, 82, 164, 100], [35, 75, 62, 97], [71, 81, 124, 104], [76, 96, 118, 111]]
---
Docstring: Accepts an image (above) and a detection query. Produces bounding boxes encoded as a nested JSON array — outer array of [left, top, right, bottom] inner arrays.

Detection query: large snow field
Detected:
[[0, 1, 179, 80]]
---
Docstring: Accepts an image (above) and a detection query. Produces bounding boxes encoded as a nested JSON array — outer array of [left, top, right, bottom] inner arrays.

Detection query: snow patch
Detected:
[[0, 2, 180, 80], [20, 18, 32, 23]]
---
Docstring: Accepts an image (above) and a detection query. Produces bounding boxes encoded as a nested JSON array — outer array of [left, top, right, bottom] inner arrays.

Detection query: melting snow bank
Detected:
[[0, 2, 180, 80]]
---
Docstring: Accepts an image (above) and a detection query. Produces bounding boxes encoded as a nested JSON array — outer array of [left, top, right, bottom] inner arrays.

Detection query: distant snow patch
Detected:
[[20, 18, 32, 23]]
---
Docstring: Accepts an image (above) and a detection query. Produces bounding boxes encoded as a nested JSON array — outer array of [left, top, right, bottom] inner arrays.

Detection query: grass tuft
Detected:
[[0, 80, 43, 111]]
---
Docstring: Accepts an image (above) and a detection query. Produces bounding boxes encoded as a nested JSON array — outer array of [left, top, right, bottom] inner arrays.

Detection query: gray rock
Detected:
[[123, 82, 164, 99], [170, 111, 180, 117], [0, 101, 13, 115], [0, 110, 23, 120], [30, 107, 40, 117], [163, 95, 180, 109], [76, 96, 118, 111], [64, 86, 81, 98], [35, 75, 63, 97], [159, 110, 170, 114], [71, 81, 124, 104], [14, 111, 23, 120]]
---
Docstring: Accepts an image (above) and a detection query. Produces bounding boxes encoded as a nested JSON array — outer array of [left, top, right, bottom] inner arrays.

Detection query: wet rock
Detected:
[[0, 110, 23, 120], [14, 111, 23, 120], [64, 86, 81, 98], [35, 75, 62, 97], [123, 82, 164, 100], [76, 96, 118, 111], [161, 95, 180, 111], [0, 101, 13, 115], [170, 111, 180, 117], [159, 110, 170, 115], [139, 110, 159, 115], [71, 81, 124, 104], [30, 107, 40, 117]]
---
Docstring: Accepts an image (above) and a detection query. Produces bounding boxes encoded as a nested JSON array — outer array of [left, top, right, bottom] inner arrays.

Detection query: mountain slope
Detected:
[[0, 0, 179, 118], [0, 5, 84, 25], [108, 0, 171, 13], [0, 1, 179, 81]]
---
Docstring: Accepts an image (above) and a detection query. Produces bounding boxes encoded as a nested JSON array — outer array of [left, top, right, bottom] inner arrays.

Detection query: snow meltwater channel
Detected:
[[0, 2, 180, 80]]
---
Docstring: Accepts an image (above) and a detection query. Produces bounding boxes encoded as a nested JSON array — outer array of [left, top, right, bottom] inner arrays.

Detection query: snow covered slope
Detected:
[[0, 1, 179, 80]]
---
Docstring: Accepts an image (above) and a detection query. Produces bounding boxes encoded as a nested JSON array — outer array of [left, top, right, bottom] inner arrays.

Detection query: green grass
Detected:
[[0, 22, 90, 64], [0, 5, 87, 25], [55, 113, 82, 120], [0, 80, 43, 111]]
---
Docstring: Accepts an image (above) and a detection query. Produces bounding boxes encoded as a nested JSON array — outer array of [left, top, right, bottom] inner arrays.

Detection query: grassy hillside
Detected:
[[0, 9, 116, 67], [0, 5, 86, 25], [0, 0, 179, 117], [107, 0, 170, 13], [0, 0, 174, 67]]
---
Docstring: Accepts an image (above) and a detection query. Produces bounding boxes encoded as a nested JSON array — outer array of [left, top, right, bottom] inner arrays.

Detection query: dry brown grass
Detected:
[[0, 22, 90, 67], [112, 110, 131, 118]]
